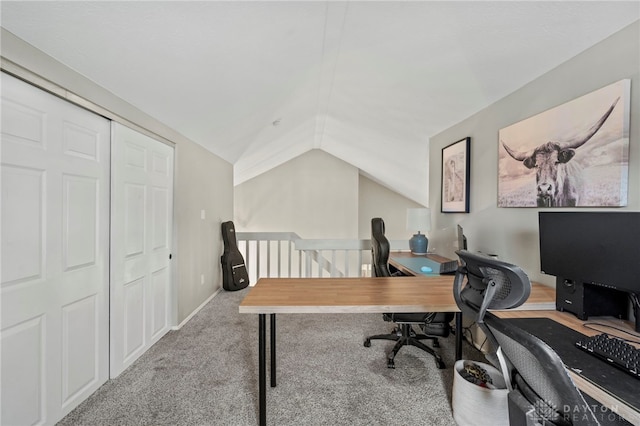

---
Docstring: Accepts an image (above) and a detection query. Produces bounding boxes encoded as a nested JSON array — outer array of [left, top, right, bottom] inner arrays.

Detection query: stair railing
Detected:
[[236, 232, 409, 283]]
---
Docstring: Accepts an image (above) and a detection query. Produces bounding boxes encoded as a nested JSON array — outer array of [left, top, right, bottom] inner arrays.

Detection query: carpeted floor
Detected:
[[58, 288, 485, 425]]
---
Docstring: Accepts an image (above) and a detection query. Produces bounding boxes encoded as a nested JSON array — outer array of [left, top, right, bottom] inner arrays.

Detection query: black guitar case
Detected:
[[220, 221, 249, 291]]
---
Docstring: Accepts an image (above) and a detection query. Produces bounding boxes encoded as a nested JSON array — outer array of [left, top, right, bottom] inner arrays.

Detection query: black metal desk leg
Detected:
[[259, 314, 266, 426], [270, 314, 276, 387], [455, 312, 463, 361]]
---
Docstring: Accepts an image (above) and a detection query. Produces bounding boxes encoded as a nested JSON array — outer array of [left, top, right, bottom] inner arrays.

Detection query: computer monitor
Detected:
[[538, 211, 640, 330], [538, 212, 639, 294], [457, 224, 467, 250]]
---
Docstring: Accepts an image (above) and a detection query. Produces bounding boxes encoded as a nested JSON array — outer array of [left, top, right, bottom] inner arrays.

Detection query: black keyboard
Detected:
[[575, 334, 640, 380]]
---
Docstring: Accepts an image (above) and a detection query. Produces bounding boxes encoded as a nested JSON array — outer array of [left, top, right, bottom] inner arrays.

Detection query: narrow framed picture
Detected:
[[441, 137, 470, 213]]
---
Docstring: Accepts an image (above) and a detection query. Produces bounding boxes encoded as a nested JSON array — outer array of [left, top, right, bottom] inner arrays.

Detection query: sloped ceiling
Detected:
[[2, 1, 638, 205]]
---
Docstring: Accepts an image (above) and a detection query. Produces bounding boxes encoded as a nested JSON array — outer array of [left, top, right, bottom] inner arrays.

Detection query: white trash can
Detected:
[[452, 360, 509, 426]]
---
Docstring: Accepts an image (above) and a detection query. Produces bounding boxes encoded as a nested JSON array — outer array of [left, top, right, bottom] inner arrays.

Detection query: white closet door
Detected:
[[110, 123, 174, 378], [1, 72, 110, 425]]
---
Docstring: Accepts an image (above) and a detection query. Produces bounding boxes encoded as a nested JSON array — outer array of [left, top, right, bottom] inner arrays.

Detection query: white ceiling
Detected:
[[2, 1, 639, 205]]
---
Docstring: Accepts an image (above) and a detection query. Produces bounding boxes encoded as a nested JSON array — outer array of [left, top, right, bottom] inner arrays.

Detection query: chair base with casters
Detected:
[[363, 313, 450, 369]]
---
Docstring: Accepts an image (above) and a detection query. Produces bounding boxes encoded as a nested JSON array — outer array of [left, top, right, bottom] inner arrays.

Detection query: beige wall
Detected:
[[234, 149, 359, 238], [235, 148, 426, 242], [175, 142, 233, 322], [358, 175, 425, 241], [428, 21, 640, 286], [2, 29, 234, 324]]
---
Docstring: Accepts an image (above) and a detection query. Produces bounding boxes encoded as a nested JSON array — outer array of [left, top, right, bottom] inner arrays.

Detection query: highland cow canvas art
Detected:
[[498, 79, 630, 207]]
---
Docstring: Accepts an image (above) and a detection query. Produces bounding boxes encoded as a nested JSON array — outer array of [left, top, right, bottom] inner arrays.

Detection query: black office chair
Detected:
[[453, 250, 599, 426], [363, 217, 453, 369]]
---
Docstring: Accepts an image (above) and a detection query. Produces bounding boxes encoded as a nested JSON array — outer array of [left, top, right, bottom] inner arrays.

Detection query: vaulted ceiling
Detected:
[[2, 1, 638, 205]]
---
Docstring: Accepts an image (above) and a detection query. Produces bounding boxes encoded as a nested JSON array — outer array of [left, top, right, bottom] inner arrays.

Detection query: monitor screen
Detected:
[[538, 211, 640, 295]]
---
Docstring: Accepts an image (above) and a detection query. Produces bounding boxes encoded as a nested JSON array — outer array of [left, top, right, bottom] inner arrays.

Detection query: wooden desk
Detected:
[[239, 276, 459, 314], [496, 310, 640, 425], [239, 276, 555, 426]]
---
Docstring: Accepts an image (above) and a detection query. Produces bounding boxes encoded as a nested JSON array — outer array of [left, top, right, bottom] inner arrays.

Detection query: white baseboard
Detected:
[[172, 287, 222, 330]]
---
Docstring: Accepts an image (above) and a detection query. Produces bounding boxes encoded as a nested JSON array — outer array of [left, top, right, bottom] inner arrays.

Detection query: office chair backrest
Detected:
[[485, 314, 599, 425], [371, 217, 391, 277], [453, 250, 599, 425], [453, 250, 531, 328]]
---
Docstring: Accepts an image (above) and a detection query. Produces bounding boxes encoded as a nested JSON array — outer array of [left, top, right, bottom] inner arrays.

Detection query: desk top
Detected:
[[389, 252, 456, 276], [238, 276, 555, 314], [239, 277, 458, 314], [496, 310, 636, 339]]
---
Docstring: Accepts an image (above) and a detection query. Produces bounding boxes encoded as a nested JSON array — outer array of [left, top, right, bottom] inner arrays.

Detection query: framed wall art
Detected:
[[498, 79, 630, 207], [441, 137, 470, 213]]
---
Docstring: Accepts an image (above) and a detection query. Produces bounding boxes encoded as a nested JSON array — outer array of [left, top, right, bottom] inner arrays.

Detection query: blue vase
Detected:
[[409, 233, 428, 255]]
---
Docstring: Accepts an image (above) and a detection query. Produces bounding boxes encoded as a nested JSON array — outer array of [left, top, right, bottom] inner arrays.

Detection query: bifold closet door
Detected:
[[1, 72, 110, 425], [110, 122, 174, 378]]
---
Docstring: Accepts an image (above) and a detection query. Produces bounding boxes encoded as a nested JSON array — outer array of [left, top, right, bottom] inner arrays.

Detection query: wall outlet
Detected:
[[200, 274, 205, 285], [201, 209, 206, 220]]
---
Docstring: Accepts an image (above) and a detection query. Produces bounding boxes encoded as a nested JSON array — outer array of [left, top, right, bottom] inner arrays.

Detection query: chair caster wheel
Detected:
[[387, 360, 395, 369], [432, 340, 440, 348], [436, 360, 445, 369], [364, 339, 371, 348]]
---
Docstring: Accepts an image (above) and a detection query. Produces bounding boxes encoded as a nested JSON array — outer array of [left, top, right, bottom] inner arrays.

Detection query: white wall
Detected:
[[1, 29, 234, 324], [428, 21, 640, 286]]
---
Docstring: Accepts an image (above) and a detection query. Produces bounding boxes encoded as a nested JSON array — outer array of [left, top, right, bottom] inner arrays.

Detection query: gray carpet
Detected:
[[58, 288, 485, 425]]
